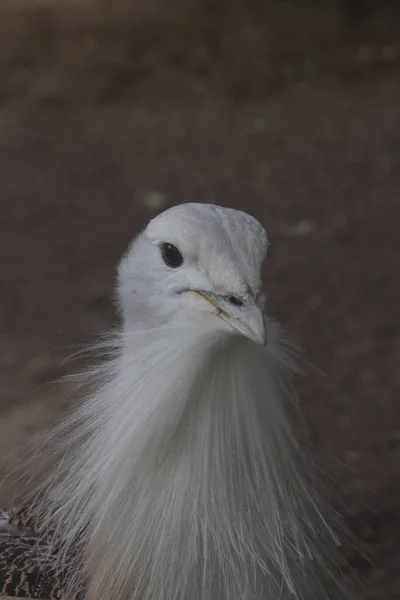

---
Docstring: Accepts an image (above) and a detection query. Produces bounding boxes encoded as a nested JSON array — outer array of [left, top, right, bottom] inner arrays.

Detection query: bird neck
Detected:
[[40, 324, 346, 600]]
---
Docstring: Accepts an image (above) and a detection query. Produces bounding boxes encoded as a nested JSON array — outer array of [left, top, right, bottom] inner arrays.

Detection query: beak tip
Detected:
[[253, 331, 267, 346], [240, 312, 267, 346]]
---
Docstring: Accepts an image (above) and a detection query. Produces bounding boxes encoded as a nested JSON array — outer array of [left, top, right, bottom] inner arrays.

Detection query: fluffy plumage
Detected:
[[2, 203, 349, 600]]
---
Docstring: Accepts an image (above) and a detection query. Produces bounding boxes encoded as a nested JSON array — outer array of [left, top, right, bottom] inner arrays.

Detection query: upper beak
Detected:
[[219, 302, 267, 346], [192, 291, 266, 345]]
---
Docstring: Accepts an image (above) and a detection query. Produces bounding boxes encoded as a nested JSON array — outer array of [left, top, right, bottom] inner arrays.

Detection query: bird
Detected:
[[0, 203, 349, 600]]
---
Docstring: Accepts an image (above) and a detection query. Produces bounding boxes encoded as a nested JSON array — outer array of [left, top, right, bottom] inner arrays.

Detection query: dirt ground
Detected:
[[0, 2, 399, 599]]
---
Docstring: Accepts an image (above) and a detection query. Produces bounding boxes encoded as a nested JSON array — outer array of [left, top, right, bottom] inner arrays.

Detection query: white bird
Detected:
[[15, 203, 348, 600]]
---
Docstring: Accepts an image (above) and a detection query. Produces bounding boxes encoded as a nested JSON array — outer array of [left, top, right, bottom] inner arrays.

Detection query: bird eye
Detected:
[[228, 296, 244, 307], [160, 243, 183, 268]]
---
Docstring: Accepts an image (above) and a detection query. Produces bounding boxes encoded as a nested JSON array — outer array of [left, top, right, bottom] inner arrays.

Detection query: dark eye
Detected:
[[228, 296, 244, 307], [161, 243, 183, 268]]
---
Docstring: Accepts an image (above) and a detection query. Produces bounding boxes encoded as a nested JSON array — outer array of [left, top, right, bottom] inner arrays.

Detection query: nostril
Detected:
[[228, 296, 244, 307]]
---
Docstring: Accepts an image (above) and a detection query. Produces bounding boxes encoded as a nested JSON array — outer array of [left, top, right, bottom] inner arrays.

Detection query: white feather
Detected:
[[31, 203, 349, 600]]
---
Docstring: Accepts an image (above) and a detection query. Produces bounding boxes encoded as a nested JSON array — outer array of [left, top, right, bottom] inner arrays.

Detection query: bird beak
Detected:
[[219, 302, 267, 346], [191, 291, 267, 345]]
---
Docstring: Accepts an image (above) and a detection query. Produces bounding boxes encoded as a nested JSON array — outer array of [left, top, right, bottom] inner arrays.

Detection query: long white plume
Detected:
[[32, 319, 348, 600]]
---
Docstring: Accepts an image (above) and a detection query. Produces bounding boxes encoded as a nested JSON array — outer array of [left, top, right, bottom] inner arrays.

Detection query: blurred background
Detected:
[[0, 0, 399, 598]]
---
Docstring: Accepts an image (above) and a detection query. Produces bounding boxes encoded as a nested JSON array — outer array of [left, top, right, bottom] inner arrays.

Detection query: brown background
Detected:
[[0, 1, 399, 598]]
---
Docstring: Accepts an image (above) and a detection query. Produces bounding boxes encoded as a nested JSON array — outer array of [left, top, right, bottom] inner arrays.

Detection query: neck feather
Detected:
[[34, 321, 348, 600]]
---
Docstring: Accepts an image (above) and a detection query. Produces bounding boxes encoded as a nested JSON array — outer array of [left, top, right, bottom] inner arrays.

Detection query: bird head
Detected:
[[118, 203, 269, 345]]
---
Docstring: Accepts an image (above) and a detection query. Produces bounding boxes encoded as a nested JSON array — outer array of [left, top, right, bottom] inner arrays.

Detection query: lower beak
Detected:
[[219, 303, 267, 346]]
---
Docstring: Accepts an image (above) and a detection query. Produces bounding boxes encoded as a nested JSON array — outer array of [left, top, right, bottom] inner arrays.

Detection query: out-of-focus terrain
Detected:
[[0, 1, 399, 598]]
